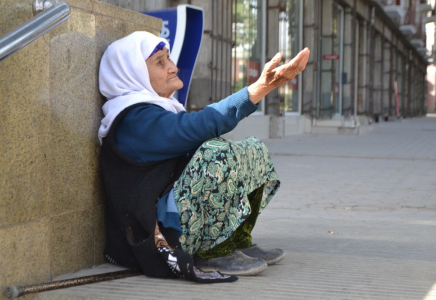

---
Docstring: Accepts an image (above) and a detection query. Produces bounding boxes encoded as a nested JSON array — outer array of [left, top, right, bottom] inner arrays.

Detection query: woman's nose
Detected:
[[168, 61, 178, 73]]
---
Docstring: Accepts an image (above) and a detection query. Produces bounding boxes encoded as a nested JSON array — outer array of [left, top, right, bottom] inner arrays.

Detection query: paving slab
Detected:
[[36, 117, 436, 300]]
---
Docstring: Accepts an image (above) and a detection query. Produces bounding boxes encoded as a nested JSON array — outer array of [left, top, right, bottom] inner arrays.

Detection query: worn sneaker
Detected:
[[239, 244, 285, 265], [193, 250, 267, 276]]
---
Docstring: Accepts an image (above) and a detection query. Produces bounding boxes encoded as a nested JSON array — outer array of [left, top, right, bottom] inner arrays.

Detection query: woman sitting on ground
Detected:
[[98, 31, 309, 283]]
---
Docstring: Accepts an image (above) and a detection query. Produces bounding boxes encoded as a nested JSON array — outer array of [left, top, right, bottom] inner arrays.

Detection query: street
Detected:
[[40, 116, 436, 300]]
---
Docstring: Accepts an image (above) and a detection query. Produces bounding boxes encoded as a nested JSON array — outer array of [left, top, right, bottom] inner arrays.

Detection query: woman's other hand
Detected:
[[247, 48, 310, 104]]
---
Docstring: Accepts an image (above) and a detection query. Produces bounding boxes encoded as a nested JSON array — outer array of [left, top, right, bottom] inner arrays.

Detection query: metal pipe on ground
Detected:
[[4, 269, 142, 299]]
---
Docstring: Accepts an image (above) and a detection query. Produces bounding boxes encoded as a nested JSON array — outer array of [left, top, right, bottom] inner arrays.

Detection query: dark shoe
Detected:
[[239, 244, 285, 265], [194, 250, 267, 276]]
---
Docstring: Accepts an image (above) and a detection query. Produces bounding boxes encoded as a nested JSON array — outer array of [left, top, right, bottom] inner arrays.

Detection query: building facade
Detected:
[[101, 0, 433, 137]]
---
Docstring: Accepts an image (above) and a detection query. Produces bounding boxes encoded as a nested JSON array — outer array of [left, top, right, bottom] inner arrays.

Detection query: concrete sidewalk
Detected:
[[38, 117, 436, 300]]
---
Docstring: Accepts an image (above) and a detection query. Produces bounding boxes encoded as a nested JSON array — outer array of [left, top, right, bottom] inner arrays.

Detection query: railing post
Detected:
[[33, 0, 57, 16]]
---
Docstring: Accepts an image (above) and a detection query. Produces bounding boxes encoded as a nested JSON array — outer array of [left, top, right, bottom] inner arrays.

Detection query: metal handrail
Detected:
[[0, 2, 70, 62]]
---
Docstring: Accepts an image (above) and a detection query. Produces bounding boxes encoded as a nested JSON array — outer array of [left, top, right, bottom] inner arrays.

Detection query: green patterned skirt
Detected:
[[173, 137, 280, 255]]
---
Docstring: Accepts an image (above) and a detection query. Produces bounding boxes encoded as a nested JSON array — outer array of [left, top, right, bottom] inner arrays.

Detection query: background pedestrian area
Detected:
[[39, 116, 436, 300]]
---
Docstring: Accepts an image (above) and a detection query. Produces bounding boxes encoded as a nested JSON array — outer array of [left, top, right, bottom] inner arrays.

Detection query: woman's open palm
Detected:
[[248, 48, 310, 103]]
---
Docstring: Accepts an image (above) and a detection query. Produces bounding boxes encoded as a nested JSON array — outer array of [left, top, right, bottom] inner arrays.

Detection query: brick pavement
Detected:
[[264, 117, 436, 217], [36, 116, 436, 300]]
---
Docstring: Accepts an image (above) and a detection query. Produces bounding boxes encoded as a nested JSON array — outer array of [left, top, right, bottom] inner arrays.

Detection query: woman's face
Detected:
[[146, 47, 183, 98]]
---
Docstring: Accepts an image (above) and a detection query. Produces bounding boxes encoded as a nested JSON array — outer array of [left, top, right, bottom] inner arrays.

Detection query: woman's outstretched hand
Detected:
[[247, 48, 310, 104]]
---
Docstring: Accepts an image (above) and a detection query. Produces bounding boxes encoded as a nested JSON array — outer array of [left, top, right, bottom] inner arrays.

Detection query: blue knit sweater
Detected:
[[114, 87, 258, 162], [114, 87, 258, 237]]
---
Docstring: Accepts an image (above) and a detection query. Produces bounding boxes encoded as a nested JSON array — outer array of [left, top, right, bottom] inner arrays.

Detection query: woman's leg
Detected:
[[173, 137, 280, 259], [196, 185, 264, 259]]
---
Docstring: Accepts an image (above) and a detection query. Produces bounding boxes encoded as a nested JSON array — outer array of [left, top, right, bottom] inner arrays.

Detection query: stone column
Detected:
[[303, 0, 318, 116], [359, 20, 369, 115], [265, 0, 281, 116], [343, 7, 353, 117], [183, 0, 214, 110], [374, 33, 382, 118], [382, 31, 391, 118]]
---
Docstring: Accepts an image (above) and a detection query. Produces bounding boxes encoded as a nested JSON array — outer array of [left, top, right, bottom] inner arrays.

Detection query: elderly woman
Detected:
[[98, 31, 309, 283]]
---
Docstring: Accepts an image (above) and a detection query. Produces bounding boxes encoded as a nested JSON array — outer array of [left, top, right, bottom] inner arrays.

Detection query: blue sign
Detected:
[[144, 5, 204, 108]]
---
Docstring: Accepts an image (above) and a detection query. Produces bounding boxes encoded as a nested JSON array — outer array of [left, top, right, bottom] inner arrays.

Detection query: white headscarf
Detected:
[[98, 31, 186, 144]]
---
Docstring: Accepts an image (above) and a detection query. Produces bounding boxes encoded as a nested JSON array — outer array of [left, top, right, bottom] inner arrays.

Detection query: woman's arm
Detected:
[[116, 88, 257, 162], [116, 49, 310, 162], [247, 48, 310, 104]]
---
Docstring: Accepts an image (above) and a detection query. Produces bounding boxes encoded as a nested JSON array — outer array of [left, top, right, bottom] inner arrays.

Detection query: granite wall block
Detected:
[[0, 0, 161, 295]]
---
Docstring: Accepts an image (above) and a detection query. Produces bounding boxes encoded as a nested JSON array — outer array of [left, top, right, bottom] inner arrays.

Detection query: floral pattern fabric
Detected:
[[173, 137, 280, 255]]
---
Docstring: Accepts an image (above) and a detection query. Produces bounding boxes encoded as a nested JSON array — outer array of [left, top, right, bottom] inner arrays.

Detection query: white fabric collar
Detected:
[[98, 31, 185, 145]]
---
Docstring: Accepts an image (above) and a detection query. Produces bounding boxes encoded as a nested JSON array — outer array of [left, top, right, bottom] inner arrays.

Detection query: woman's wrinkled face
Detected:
[[146, 47, 183, 98]]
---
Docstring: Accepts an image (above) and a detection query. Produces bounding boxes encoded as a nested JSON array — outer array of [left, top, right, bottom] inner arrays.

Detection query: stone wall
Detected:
[[0, 0, 161, 297], [99, 0, 171, 12]]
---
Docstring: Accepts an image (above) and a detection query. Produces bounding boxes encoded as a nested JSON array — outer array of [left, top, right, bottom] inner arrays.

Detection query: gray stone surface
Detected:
[[37, 117, 436, 300]]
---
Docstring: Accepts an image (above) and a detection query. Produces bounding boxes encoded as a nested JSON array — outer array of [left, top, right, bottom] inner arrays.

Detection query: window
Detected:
[[232, 0, 265, 112]]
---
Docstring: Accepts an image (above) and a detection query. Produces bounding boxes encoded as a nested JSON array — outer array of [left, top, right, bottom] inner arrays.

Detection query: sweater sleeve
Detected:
[[115, 87, 258, 162]]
